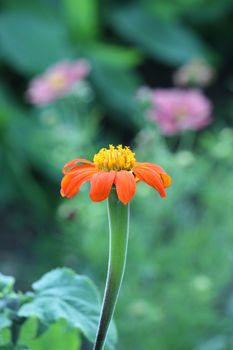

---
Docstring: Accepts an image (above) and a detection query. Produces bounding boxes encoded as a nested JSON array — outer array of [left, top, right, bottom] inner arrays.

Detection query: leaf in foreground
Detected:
[[18, 268, 117, 350]]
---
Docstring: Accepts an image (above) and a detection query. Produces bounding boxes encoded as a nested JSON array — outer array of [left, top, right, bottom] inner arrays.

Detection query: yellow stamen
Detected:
[[48, 73, 66, 90], [93, 145, 136, 171]]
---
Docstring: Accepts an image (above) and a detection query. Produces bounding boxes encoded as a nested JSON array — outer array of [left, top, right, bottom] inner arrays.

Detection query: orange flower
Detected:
[[61, 145, 171, 205]]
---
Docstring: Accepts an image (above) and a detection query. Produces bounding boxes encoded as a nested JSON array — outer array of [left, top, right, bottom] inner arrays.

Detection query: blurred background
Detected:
[[0, 0, 233, 349]]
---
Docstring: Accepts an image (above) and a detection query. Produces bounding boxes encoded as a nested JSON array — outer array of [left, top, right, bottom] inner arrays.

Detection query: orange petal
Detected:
[[89, 171, 116, 202], [61, 167, 97, 198], [135, 162, 165, 173], [64, 164, 96, 177], [159, 173, 171, 188], [61, 166, 94, 191], [134, 162, 172, 188], [115, 170, 136, 205], [63, 158, 94, 174], [133, 165, 166, 197]]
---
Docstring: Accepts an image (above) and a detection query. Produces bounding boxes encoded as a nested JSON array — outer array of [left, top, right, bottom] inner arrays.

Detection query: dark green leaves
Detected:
[[0, 269, 117, 349], [0, 273, 15, 295], [109, 5, 209, 65], [91, 62, 140, 118], [0, 12, 72, 74], [18, 268, 117, 350]]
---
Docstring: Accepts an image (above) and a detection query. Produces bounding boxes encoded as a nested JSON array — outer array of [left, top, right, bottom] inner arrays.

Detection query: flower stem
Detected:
[[93, 189, 130, 350]]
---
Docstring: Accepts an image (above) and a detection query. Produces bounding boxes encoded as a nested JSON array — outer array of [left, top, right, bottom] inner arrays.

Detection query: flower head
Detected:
[[149, 88, 212, 135], [61, 145, 171, 205], [173, 58, 215, 87], [26, 59, 90, 106]]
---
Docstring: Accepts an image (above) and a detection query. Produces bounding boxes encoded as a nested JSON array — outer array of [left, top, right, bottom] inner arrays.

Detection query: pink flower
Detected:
[[149, 88, 213, 135], [26, 59, 91, 106], [173, 59, 215, 88]]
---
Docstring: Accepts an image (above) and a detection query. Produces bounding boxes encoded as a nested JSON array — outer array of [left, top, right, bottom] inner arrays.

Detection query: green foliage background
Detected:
[[0, 0, 233, 349]]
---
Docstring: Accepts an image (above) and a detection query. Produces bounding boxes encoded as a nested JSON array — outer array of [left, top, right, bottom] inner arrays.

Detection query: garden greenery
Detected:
[[1, 0, 233, 349]]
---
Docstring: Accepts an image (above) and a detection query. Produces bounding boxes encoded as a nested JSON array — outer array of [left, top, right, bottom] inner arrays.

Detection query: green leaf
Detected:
[[0, 344, 14, 350], [63, 0, 99, 41], [18, 319, 81, 350], [91, 62, 140, 119], [18, 268, 117, 350], [2, 0, 56, 15], [0, 11, 73, 74], [0, 315, 11, 330], [0, 327, 11, 346], [17, 318, 38, 344], [0, 273, 15, 295], [109, 5, 209, 65], [86, 43, 142, 67]]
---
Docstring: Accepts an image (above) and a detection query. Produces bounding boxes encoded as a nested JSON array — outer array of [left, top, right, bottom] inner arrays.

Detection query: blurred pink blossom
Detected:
[[173, 59, 215, 88], [26, 59, 91, 105], [149, 88, 213, 135]]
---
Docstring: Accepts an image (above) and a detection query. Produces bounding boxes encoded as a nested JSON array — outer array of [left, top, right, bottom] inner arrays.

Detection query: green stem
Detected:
[[93, 189, 130, 350]]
